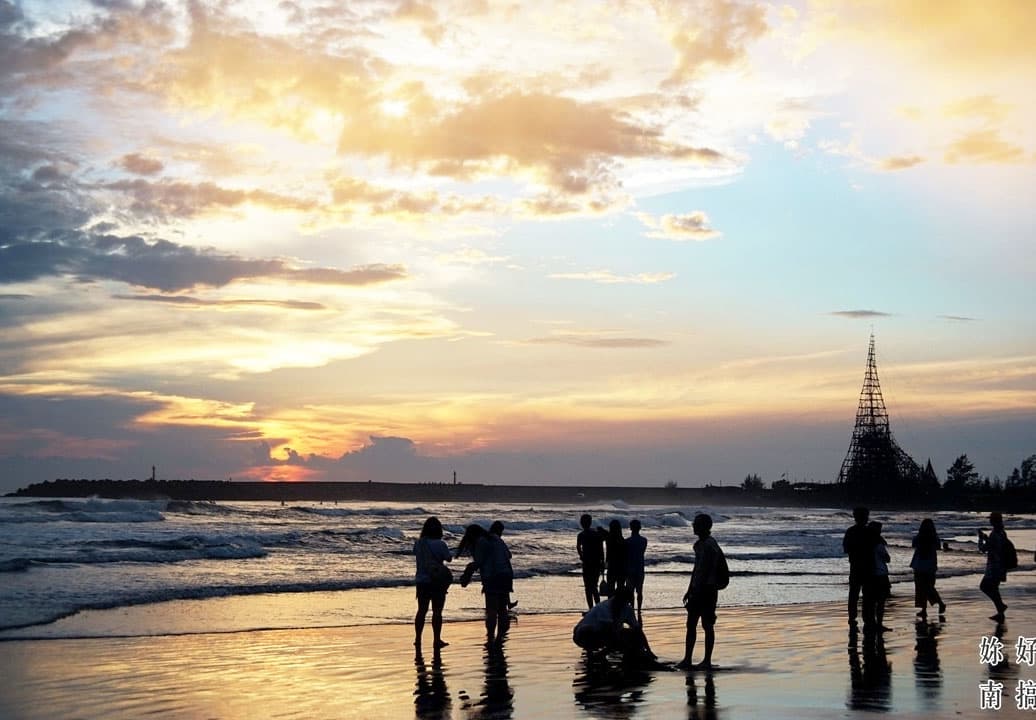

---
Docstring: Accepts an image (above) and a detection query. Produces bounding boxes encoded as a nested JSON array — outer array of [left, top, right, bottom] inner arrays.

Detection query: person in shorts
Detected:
[[414, 516, 452, 650], [677, 513, 722, 670]]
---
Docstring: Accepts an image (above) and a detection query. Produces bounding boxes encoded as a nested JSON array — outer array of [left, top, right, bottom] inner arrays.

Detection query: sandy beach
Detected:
[[2, 575, 1034, 720]]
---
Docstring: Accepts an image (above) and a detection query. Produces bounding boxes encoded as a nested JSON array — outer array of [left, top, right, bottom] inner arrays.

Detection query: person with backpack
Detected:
[[414, 516, 453, 650], [979, 511, 1015, 622], [677, 513, 727, 670]]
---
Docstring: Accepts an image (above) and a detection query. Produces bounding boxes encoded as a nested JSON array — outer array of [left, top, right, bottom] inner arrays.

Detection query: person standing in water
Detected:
[[605, 519, 628, 596], [626, 519, 647, 616], [843, 507, 875, 633], [576, 513, 605, 610], [461, 520, 515, 644], [414, 516, 452, 650], [677, 513, 723, 670], [979, 512, 1009, 622], [910, 518, 945, 620]]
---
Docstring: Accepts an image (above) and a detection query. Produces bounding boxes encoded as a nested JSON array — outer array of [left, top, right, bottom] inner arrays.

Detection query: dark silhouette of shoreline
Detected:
[[8, 478, 1034, 511]]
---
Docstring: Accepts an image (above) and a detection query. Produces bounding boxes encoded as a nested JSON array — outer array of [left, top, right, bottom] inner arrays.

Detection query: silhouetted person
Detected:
[[978, 511, 1008, 622], [414, 516, 452, 650], [677, 513, 722, 670], [910, 518, 945, 620], [577, 513, 605, 610], [461, 520, 514, 644], [626, 519, 647, 615], [605, 519, 628, 596], [843, 506, 876, 633], [572, 586, 657, 667], [869, 521, 891, 632]]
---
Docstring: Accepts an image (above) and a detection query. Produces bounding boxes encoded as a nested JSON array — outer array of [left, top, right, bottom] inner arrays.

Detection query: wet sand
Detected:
[[1, 580, 1034, 719]]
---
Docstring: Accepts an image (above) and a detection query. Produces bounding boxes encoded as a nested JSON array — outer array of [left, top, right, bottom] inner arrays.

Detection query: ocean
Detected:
[[1, 496, 1033, 639]]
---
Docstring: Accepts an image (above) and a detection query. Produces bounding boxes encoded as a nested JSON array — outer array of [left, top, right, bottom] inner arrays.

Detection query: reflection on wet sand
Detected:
[[460, 642, 514, 720], [913, 620, 942, 710], [414, 650, 451, 720], [847, 633, 891, 713], [572, 652, 653, 719], [686, 670, 719, 720]]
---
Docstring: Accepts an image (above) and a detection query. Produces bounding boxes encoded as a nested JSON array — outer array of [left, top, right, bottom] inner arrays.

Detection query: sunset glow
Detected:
[[1, 0, 1033, 491]]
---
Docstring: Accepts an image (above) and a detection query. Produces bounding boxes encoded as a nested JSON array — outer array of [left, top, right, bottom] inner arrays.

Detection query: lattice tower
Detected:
[[837, 334, 921, 495]]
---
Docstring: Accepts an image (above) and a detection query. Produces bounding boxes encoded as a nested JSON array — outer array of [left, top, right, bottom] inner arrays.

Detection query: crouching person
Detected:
[[572, 587, 658, 667]]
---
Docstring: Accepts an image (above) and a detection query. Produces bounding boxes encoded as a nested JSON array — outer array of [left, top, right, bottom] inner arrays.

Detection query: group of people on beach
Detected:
[[415, 507, 1020, 669], [844, 507, 1015, 635]]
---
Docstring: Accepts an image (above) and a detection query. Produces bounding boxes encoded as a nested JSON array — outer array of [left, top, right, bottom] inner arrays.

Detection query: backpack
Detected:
[[1003, 537, 1018, 571], [715, 545, 730, 590]]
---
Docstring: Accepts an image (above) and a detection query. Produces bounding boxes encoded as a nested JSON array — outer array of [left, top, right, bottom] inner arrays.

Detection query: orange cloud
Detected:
[[877, 154, 924, 171], [945, 130, 1026, 164], [664, 0, 769, 84], [638, 211, 721, 241], [337, 91, 725, 193]]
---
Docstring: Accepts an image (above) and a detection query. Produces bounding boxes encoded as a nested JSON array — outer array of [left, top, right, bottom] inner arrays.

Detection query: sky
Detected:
[[0, 0, 1033, 494]]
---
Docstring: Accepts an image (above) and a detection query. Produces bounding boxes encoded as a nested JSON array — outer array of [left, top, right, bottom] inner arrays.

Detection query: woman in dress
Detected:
[[910, 518, 945, 620]]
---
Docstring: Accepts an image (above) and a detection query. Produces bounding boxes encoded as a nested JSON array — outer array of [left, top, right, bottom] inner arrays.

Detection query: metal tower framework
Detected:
[[837, 334, 920, 495]]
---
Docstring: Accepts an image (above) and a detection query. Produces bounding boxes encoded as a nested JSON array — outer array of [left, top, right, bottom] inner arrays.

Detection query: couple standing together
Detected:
[[413, 517, 514, 650]]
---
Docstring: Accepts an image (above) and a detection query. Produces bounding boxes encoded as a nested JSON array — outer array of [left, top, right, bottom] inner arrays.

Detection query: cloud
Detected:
[[945, 130, 1026, 164], [939, 314, 978, 322], [942, 95, 1014, 123], [336, 90, 726, 194], [113, 294, 327, 311], [103, 179, 318, 220], [119, 153, 164, 176], [330, 176, 502, 218], [0, 233, 407, 292], [548, 270, 675, 285], [523, 333, 668, 349], [638, 211, 721, 241], [663, 0, 769, 84], [877, 154, 924, 171], [829, 310, 893, 319]]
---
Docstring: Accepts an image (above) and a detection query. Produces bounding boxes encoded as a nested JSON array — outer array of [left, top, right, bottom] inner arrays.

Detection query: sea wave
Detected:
[[0, 498, 167, 524], [0, 577, 418, 633]]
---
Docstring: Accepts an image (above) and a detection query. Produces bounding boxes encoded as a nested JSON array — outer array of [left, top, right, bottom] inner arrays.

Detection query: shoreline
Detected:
[[3, 569, 1032, 641], [2, 587, 1034, 719]]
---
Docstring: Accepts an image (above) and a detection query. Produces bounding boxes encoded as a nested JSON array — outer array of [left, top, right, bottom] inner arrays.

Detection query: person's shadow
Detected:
[[573, 651, 652, 718], [847, 634, 892, 713], [686, 670, 720, 720], [461, 641, 514, 720], [414, 649, 451, 720], [913, 620, 942, 709]]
